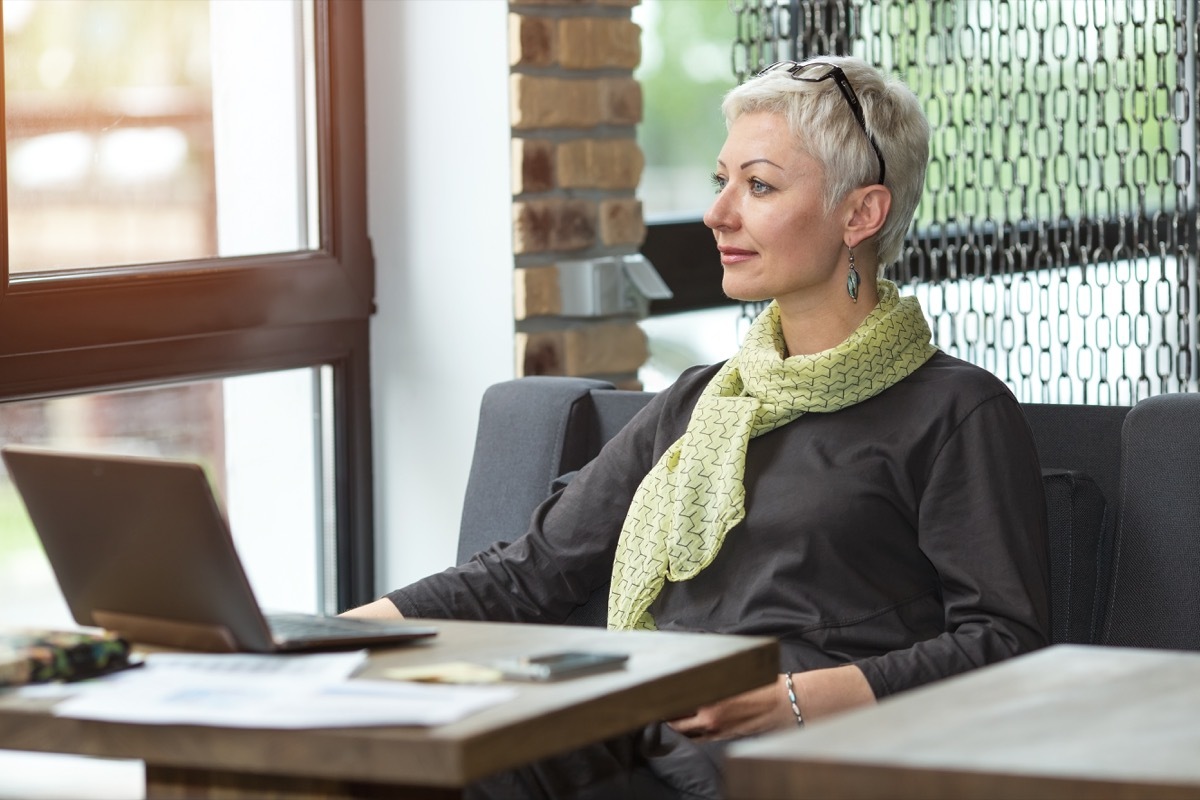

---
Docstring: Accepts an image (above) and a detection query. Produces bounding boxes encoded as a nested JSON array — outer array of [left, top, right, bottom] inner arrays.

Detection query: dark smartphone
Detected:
[[493, 651, 629, 682]]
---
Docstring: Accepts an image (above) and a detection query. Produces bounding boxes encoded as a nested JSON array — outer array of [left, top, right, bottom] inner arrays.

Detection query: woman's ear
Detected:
[[843, 185, 892, 250]]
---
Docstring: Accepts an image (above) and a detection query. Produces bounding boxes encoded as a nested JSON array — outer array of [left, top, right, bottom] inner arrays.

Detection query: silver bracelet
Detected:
[[784, 671, 805, 728]]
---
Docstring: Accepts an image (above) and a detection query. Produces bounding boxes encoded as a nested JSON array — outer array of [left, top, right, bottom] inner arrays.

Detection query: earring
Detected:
[[846, 246, 860, 303]]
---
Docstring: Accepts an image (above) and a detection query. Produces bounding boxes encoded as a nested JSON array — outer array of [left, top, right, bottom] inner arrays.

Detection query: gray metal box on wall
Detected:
[[556, 255, 673, 318]]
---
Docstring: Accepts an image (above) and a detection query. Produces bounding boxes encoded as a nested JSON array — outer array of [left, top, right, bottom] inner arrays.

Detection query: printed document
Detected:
[[37, 650, 516, 728]]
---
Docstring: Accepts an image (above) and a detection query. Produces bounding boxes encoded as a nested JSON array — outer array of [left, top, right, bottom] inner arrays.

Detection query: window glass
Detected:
[[633, 0, 735, 221], [634, 0, 743, 388], [3, 0, 316, 274], [0, 0, 356, 788], [0, 368, 329, 629]]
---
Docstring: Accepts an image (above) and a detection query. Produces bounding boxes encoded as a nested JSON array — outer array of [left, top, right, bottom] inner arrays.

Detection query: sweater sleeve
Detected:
[[385, 371, 706, 623], [853, 393, 1052, 698]]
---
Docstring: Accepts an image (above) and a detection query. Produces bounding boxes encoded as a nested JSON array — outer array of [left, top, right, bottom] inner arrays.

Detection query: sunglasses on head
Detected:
[[758, 60, 887, 186]]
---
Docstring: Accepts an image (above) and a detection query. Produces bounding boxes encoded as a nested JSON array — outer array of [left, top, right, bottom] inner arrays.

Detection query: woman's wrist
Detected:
[[779, 664, 875, 726], [783, 671, 805, 728]]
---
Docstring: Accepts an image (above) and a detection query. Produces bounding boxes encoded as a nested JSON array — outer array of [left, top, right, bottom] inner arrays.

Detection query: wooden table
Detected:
[[725, 644, 1200, 800], [0, 619, 776, 798]]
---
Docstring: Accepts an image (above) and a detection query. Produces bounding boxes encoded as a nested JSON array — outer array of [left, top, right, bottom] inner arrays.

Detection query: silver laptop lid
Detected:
[[3, 445, 281, 652]]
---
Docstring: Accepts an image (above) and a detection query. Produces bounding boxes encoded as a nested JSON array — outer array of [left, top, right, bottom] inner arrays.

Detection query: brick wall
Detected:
[[509, 0, 648, 389]]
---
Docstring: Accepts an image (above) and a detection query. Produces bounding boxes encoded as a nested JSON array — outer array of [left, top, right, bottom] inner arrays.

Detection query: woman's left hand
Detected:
[[665, 664, 876, 742], [665, 674, 794, 742]]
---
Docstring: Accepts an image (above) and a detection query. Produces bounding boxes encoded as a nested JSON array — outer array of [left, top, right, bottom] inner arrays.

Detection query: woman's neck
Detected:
[[778, 281, 879, 357]]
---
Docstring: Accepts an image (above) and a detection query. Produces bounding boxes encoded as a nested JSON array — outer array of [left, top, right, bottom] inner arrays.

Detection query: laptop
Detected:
[[1, 445, 437, 653]]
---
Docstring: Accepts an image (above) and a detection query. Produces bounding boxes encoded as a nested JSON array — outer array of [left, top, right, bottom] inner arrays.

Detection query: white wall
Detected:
[[364, 0, 514, 593]]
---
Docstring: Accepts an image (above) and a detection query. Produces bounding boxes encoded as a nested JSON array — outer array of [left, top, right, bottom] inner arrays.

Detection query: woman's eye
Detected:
[[710, 173, 727, 192], [749, 178, 772, 195]]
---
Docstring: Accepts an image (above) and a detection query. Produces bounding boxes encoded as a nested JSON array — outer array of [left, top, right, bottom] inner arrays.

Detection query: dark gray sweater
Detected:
[[389, 351, 1050, 700]]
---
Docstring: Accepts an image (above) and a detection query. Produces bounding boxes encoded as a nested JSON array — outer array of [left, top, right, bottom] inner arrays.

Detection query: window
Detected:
[[6, 0, 318, 273], [634, 0, 733, 222], [0, 369, 330, 628], [633, 0, 745, 389], [0, 0, 374, 618]]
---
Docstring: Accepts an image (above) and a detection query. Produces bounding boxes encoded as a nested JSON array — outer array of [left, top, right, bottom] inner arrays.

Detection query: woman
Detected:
[[347, 56, 1049, 798]]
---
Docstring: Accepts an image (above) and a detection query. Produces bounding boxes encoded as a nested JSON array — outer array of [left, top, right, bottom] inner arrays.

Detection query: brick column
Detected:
[[509, 0, 648, 389]]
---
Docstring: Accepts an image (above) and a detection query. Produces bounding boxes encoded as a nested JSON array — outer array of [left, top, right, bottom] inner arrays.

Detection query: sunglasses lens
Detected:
[[794, 64, 831, 80], [759, 60, 797, 76]]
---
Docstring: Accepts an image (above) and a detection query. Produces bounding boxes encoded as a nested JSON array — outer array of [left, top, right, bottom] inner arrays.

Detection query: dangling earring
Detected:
[[846, 245, 860, 303]]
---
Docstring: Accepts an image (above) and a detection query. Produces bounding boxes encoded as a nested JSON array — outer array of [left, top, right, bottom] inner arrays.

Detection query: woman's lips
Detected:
[[717, 247, 757, 265]]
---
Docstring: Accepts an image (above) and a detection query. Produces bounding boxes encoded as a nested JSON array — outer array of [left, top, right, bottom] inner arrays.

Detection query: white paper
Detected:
[[46, 651, 516, 728], [141, 649, 369, 681]]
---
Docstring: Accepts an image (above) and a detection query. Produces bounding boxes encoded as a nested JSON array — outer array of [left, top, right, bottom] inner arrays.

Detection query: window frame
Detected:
[[0, 0, 376, 610]]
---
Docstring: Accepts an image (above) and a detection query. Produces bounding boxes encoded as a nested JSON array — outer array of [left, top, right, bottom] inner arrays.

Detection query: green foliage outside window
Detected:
[[634, 0, 737, 220]]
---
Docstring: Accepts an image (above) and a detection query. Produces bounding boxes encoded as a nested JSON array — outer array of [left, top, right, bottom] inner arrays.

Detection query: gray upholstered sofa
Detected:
[[458, 376, 1200, 650]]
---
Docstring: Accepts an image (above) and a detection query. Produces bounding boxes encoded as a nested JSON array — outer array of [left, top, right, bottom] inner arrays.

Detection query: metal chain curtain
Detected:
[[730, 0, 1199, 405]]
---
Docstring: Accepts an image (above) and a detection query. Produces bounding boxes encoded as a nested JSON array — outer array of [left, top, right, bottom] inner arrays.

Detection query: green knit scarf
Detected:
[[606, 280, 937, 631]]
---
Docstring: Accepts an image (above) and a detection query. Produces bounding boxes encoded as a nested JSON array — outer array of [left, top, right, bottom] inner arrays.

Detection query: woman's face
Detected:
[[704, 111, 850, 310]]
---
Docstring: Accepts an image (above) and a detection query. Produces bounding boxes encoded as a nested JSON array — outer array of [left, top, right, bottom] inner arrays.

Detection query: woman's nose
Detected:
[[704, 189, 735, 231]]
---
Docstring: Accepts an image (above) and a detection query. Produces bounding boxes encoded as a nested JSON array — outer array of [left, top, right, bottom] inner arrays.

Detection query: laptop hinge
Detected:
[[93, 610, 239, 652]]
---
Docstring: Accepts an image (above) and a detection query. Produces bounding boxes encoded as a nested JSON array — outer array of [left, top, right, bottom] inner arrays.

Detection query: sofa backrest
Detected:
[[1021, 403, 1128, 515], [459, 378, 1130, 641], [1101, 393, 1200, 649], [457, 376, 614, 568], [455, 378, 651, 627]]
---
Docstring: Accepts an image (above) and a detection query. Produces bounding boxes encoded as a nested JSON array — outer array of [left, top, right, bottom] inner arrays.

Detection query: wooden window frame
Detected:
[[0, 0, 376, 610]]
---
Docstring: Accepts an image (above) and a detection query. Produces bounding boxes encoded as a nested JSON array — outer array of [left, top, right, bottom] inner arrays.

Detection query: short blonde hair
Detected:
[[721, 56, 929, 268]]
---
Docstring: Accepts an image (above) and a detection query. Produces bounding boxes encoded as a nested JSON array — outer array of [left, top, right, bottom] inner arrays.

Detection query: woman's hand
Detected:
[[665, 664, 876, 743], [666, 675, 795, 742]]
